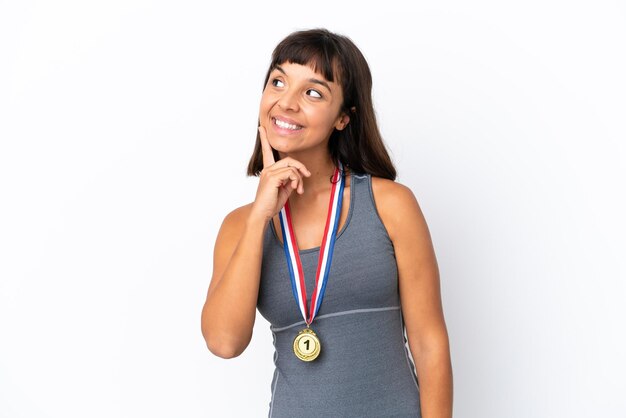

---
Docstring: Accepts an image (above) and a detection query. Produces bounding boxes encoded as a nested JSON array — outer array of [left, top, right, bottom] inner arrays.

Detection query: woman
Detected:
[[201, 28, 453, 417]]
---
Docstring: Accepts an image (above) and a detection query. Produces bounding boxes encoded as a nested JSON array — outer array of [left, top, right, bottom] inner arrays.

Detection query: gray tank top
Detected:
[[257, 172, 422, 418]]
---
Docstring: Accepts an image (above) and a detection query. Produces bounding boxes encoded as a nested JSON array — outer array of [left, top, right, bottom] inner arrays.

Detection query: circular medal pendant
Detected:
[[293, 328, 321, 362]]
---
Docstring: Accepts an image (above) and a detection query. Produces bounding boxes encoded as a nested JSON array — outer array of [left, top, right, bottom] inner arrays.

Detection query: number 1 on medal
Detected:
[[293, 328, 321, 361]]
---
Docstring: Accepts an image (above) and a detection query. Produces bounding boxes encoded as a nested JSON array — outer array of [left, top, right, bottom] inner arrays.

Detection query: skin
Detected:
[[201, 62, 453, 417]]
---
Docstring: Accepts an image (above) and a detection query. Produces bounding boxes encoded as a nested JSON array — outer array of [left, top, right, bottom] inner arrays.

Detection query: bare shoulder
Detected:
[[213, 202, 255, 251], [214, 201, 261, 248], [220, 202, 255, 230], [370, 176, 429, 243], [370, 176, 416, 201]]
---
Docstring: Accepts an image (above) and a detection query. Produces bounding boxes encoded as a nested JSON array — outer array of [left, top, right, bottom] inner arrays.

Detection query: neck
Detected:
[[278, 149, 341, 198]]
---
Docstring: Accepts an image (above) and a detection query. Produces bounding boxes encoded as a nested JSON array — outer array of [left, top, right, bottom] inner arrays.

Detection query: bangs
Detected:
[[269, 34, 343, 83]]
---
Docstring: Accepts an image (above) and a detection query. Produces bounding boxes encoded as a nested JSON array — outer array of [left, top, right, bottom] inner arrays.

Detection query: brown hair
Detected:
[[246, 28, 396, 180]]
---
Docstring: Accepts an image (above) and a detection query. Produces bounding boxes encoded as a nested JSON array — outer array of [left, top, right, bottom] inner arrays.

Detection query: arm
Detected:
[[202, 126, 310, 359], [200, 204, 267, 359], [372, 178, 453, 418]]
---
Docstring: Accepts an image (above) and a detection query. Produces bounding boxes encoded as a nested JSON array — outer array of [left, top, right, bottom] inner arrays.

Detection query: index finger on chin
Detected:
[[258, 126, 275, 168]]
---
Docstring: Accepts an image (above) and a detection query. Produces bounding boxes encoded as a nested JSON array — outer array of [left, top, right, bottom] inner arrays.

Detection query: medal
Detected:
[[293, 327, 321, 361], [278, 160, 345, 362]]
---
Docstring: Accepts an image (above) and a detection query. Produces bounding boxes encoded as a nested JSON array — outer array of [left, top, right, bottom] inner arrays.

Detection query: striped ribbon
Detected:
[[278, 160, 345, 325]]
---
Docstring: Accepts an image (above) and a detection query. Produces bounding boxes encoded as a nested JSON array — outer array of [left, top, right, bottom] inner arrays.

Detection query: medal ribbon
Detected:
[[278, 160, 345, 325]]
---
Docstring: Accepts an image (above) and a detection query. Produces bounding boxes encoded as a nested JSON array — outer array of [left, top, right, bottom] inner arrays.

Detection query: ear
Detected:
[[335, 112, 351, 131]]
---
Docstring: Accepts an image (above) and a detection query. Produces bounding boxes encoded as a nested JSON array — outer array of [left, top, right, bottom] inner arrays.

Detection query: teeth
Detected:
[[274, 118, 301, 130]]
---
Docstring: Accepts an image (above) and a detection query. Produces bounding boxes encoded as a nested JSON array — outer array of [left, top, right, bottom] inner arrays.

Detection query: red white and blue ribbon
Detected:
[[278, 160, 345, 326]]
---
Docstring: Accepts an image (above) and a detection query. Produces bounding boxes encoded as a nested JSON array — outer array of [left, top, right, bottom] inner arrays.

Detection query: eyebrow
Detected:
[[275, 65, 333, 92]]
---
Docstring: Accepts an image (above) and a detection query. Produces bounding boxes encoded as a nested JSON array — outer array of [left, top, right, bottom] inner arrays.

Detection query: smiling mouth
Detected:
[[272, 117, 303, 131]]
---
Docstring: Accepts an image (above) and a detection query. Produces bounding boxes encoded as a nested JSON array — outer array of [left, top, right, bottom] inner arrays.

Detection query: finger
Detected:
[[280, 157, 312, 177], [258, 126, 275, 169], [275, 167, 303, 193], [290, 168, 304, 194], [287, 166, 305, 194], [290, 167, 304, 194]]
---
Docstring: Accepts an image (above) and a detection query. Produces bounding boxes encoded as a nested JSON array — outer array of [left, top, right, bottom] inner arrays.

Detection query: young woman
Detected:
[[201, 28, 453, 418]]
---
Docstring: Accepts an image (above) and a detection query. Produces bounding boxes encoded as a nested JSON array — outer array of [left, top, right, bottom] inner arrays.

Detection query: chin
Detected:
[[269, 136, 299, 152]]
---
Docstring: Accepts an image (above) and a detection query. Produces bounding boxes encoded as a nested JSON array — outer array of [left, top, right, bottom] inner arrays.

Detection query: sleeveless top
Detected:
[[257, 172, 422, 418]]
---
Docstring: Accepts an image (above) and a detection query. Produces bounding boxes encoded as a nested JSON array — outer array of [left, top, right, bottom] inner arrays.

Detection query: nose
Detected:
[[277, 88, 299, 112]]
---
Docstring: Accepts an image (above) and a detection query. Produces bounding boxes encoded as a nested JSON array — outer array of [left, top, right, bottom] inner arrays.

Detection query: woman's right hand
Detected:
[[250, 126, 311, 223]]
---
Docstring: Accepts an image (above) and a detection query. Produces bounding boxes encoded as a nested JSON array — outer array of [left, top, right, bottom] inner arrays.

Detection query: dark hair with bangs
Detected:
[[246, 28, 396, 180]]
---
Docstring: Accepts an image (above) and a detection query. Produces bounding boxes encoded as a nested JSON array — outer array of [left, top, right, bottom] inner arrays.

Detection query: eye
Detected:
[[271, 78, 284, 88], [307, 89, 322, 99]]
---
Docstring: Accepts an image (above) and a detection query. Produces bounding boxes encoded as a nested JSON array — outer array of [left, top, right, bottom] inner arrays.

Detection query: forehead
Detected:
[[271, 61, 341, 87], [273, 62, 319, 75]]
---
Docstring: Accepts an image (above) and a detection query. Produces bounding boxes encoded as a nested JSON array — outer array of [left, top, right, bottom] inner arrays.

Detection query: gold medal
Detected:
[[293, 327, 321, 361]]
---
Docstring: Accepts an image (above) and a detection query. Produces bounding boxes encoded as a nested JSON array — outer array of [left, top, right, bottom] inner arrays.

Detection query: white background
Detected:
[[1, 1, 625, 417]]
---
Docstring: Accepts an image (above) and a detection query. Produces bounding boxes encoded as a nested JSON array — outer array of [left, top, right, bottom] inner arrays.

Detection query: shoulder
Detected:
[[218, 202, 256, 237], [370, 176, 421, 217], [221, 202, 254, 225], [212, 202, 259, 255], [370, 175, 415, 200], [370, 176, 428, 243]]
